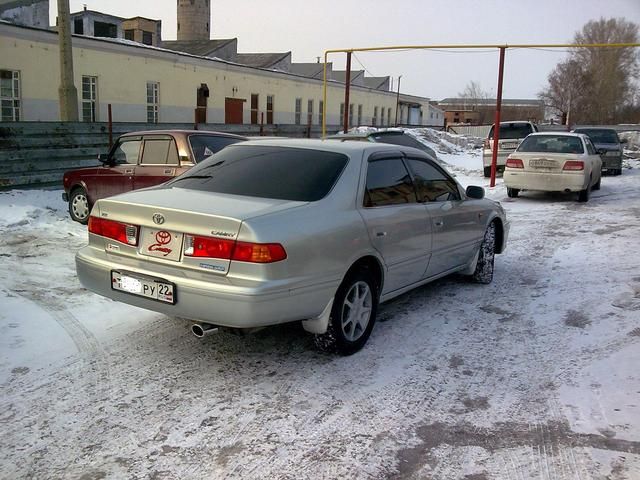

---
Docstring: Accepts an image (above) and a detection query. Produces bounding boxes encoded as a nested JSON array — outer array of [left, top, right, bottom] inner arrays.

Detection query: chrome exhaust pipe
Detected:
[[191, 323, 219, 338]]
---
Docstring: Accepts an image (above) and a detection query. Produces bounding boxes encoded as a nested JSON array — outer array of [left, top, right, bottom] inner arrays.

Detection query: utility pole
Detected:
[[57, 0, 79, 121], [395, 75, 402, 126]]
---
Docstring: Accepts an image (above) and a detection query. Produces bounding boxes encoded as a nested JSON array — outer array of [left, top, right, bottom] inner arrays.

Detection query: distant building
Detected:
[[177, 0, 210, 41], [0, 0, 48, 28], [436, 98, 545, 125], [69, 8, 124, 39], [122, 17, 162, 46]]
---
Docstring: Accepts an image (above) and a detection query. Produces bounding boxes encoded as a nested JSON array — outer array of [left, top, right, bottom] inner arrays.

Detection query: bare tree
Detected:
[[458, 81, 490, 123], [539, 17, 639, 125]]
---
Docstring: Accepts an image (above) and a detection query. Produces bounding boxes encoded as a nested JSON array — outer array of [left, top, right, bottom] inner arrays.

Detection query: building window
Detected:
[[74, 18, 84, 35], [349, 104, 354, 127], [81, 75, 98, 122], [307, 99, 313, 125], [266, 95, 274, 124], [142, 31, 153, 45], [146, 81, 159, 123], [357, 105, 362, 126], [294, 98, 302, 125], [380, 107, 385, 126], [251, 93, 259, 124], [0, 70, 20, 121], [373, 106, 378, 126], [388, 108, 392, 126], [340, 103, 345, 122], [318, 100, 324, 126], [124, 29, 134, 41], [94, 21, 117, 38]]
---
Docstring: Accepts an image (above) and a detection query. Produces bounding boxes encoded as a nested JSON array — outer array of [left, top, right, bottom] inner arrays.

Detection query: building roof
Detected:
[[70, 10, 125, 21], [363, 76, 390, 90], [1, 0, 47, 10], [234, 52, 291, 68], [332, 70, 365, 85], [438, 97, 544, 107], [161, 39, 237, 57], [289, 62, 328, 79]]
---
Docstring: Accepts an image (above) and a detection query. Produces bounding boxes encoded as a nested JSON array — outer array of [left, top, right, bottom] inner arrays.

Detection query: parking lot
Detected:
[[1, 147, 639, 479]]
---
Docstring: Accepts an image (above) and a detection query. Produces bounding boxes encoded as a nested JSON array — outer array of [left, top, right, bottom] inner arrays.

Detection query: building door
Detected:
[[196, 84, 209, 124], [225, 98, 245, 124]]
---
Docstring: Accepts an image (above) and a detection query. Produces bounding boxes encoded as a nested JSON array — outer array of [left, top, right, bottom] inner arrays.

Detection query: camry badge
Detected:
[[152, 213, 165, 225]]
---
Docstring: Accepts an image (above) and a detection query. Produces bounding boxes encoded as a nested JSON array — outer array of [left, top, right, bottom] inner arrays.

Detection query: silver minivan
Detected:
[[482, 121, 538, 177]]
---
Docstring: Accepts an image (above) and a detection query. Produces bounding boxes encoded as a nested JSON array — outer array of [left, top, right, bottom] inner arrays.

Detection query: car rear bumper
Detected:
[[482, 151, 511, 168], [503, 170, 588, 192], [75, 246, 336, 328], [601, 156, 622, 171]]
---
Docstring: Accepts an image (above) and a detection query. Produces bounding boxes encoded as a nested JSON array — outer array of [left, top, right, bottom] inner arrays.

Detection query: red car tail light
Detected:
[[184, 235, 235, 259], [183, 234, 287, 263], [88, 217, 139, 245], [563, 161, 584, 171], [506, 158, 524, 169]]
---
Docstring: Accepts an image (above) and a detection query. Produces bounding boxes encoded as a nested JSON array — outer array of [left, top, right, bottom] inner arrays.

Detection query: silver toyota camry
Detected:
[[76, 139, 509, 355]]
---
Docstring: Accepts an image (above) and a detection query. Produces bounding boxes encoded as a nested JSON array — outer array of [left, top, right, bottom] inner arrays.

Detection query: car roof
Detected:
[[526, 132, 588, 139], [120, 129, 246, 139], [235, 137, 430, 156], [327, 129, 408, 139], [572, 127, 617, 133]]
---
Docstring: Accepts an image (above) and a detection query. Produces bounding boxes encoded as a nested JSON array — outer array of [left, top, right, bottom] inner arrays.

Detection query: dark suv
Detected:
[[62, 130, 246, 223], [572, 128, 623, 175]]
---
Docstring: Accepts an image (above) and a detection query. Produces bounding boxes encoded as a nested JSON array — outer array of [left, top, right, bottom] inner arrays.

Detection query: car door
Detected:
[[133, 135, 180, 190], [583, 137, 602, 181], [358, 153, 431, 294], [405, 156, 484, 278], [95, 136, 141, 200]]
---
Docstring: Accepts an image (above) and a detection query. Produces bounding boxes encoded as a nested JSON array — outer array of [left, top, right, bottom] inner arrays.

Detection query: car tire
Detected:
[[313, 269, 378, 356], [507, 187, 519, 198], [577, 181, 591, 203], [483, 167, 491, 178], [471, 222, 496, 284], [69, 187, 91, 224], [615, 168, 622, 176]]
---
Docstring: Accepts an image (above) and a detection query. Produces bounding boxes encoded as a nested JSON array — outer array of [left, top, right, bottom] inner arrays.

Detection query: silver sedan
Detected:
[[76, 139, 509, 354]]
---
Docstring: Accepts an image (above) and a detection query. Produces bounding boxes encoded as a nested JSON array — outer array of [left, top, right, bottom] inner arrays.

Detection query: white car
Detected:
[[503, 132, 602, 202]]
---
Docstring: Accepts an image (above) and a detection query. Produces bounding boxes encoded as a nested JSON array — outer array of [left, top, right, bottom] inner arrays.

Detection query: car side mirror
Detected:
[[466, 185, 485, 199], [97, 153, 110, 164], [597, 149, 606, 156]]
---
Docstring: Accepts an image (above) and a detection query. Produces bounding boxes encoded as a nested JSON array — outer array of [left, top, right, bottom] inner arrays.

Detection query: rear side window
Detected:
[[406, 158, 460, 202], [112, 139, 141, 164], [168, 145, 348, 202], [364, 158, 416, 207], [140, 138, 179, 165], [488, 123, 534, 140], [518, 135, 585, 154], [189, 135, 244, 163]]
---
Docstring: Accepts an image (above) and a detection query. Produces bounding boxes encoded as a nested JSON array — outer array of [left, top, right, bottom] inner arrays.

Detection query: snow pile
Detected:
[[620, 130, 640, 157], [0, 190, 69, 229]]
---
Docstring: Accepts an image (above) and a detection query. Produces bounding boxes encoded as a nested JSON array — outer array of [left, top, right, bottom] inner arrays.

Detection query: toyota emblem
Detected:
[[152, 213, 165, 225]]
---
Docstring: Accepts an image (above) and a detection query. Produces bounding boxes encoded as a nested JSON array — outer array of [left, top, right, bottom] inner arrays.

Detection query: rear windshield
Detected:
[[167, 145, 348, 202], [517, 135, 585, 154], [488, 123, 535, 140], [573, 129, 619, 144]]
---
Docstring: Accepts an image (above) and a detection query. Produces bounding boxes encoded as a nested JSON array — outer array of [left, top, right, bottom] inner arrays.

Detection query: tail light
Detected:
[[88, 217, 138, 245], [506, 158, 524, 169], [184, 235, 287, 263], [563, 161, 584, 171]]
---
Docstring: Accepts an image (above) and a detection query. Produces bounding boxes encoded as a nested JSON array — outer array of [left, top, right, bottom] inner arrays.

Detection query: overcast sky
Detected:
[[53, 0, 640, 100]]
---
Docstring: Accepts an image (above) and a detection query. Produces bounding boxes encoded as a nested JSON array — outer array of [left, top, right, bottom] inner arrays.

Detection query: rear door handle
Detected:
[[434, 220, 444, 227], [375, 231, 387, 237], [124, 169, 134, 174], [164, 169, 174, 175]]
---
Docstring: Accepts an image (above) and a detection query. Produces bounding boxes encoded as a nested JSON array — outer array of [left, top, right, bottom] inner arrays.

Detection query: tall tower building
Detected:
[[176, 0, 211, 41]]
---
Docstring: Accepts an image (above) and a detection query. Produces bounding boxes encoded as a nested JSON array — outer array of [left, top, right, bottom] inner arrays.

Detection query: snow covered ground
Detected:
[[1, 140, 639, 479]]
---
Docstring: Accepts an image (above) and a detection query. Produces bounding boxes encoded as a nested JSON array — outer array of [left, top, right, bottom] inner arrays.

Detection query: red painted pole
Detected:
[[343, 51, 352, 134], [107, 103, 113, 148], [490, 47, 506, 188]]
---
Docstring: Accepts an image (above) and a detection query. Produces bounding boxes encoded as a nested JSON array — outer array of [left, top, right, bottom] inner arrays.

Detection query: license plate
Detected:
[[606, 151, 619, 157], [111, 271, 175, 304], [529, 159, 557, 168], [140, 227, 183, 262], [501, 142, 517, 149]]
